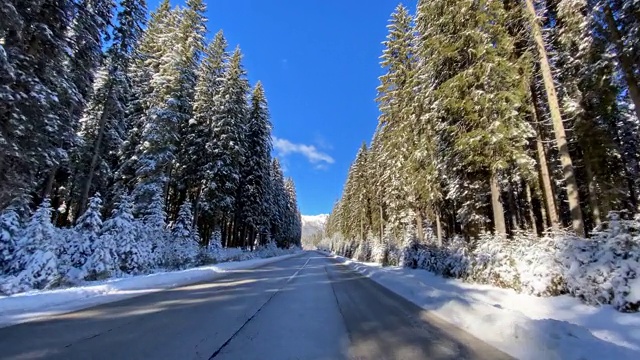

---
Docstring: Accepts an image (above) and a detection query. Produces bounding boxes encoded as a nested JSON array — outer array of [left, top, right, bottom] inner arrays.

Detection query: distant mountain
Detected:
[[301, 214, 328, 238]]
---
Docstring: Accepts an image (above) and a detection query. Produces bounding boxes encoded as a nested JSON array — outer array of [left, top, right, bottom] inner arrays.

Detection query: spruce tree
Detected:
[[202, 47, 249, 226], [179, 31, 229, 224], [169, 201, 199, 268], [238, 82, 273, 241], [70, 194, 103, 270], [74, 0, 147, 217]]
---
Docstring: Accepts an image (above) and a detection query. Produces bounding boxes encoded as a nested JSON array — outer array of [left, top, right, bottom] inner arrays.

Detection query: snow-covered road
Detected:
[[0, 252, 509, 360]]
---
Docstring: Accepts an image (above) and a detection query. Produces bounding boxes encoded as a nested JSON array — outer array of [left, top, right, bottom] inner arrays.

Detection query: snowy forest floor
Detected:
[[324, 252, 640, 360], [0, 250, 302, 328]]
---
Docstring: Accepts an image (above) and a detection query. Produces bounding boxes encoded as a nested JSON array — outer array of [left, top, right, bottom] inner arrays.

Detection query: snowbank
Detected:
[[330, 253, 640, 360], [0, 252, 302, 328]]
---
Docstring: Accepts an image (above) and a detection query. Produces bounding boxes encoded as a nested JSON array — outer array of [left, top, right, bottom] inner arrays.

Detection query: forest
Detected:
[[0, 0, 302, 293], [322, 0, 640, 312]]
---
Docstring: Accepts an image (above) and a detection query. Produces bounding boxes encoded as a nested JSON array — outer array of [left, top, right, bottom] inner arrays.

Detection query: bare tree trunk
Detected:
[[379, 203, 384, 241], [42, 167, 57, 199], [525, 183, 538, 235], [604, 5, 640, 123], [507, 183, 520, 232], [534, 115, 560, 230], [584, 160, 602, 228], [525, 0, 585, 237], [415, 210, 424, 242], [435, 210, 443, 246], [490, 171, 507, 237]]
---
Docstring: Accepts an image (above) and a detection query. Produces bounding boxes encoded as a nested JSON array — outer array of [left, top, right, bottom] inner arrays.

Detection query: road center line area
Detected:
[[0, 252, 511, 360]]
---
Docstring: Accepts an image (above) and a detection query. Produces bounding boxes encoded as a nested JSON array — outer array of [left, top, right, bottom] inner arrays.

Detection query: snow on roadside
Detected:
[[0, 252, 302, 328], [329, 253, 640, 360]]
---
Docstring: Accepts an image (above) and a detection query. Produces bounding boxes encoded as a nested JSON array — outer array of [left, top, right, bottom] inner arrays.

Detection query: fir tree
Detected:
[[69, 194, 103, 271], [12, 199, 60, 290], [202, 47, 249, 225], [0, 209, 21, 274], [103, 194, 148, 274], [169, 201, 199, 268]]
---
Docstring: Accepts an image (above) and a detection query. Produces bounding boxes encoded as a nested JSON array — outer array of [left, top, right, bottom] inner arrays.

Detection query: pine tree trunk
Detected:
[[525, 182, 538, 235], [42, 167, 57, 199], [584, 160, 602, 228], [435, 210, 443, 246], [525, 0, 585, 237], [490, 171, 507, 237], [379, 203, 384, 241], [533, 101, 560, 230], [604, 5, 640, 123], [415, 210, 424, 242], [507, 183, 520, 232]]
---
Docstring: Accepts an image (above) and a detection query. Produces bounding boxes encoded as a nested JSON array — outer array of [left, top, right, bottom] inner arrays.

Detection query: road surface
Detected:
[[0, 252, 511, 360]]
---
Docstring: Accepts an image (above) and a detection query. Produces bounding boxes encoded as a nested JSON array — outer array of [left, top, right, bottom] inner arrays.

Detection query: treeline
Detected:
[[0, 0, 302, 254], [327, 0, 640, 244]]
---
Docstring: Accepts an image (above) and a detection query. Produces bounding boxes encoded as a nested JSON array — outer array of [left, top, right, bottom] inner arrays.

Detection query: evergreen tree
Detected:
[[169, 201, 199, 267], [103, 194, 148, 274], [0, 209, 21, 274], [238, 82, 273, 242], [202, 47, 249, 226], [0, 0, 78, 206], [179, 31, 229, 224], [12, 199, 60, 290], [74, 0, 147, 218], [69, 194, 103, 271]]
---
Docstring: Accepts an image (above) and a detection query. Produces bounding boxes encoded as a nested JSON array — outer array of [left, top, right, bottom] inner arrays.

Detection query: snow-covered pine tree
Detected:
[[131, 6, 183, 212], [268, 159, 288, 246], [178, 30, 229, 233], [12, 199, 61, 290], [166, 0, 207, 220], [523, 0, 585, 236], [0, 0, 79, 206], [283, 178, 302, 247], [141, 185, 168, 267], [169, 201, 199, 268], [67, 194, 104, 275], [73, 0, 147, 218], [103, 193, 148, 274], [0, 208, 21, 274], [116, 0, 172, 198], [67, 0, 115, 110], [238, 82, 273, 246], [202, 47, 249, 237]]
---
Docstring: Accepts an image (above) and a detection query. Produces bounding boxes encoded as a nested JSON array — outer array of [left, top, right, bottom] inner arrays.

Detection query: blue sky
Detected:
[[150, 0, 416, 215]]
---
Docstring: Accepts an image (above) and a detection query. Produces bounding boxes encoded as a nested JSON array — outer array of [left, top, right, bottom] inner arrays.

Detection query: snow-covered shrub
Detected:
[[469, 232, 521, 290], [442, 236, 471, 278], [386, 243, 402, 266], [168, 202, 200, 269], [400, 225, 419, 268], [563, 212, 640, 312], [353, 240, 371, 262], [0, 208, 21, 274], [514, 231, 567, 297], [371, 237, 388, 264]]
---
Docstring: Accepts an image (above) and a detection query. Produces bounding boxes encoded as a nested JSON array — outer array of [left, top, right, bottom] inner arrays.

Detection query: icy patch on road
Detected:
[[329, 253, 640, 360], [0, 252, 301, 328]]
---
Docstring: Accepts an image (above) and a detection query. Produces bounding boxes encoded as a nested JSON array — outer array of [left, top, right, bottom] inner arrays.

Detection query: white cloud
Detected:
[[272, 136, 334, 167]]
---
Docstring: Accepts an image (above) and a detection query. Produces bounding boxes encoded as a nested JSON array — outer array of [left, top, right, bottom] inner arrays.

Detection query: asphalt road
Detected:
[[0, 252, 512, 360]]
